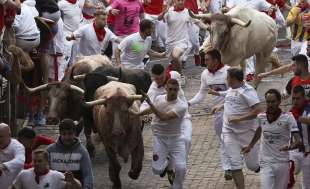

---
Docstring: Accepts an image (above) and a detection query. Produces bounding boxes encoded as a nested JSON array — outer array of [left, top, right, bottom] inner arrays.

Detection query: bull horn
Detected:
[[127, 95, 143, 100], [23, 83, 50, 94], [188, 9, 211, 19], [230, 18, 251, 27], [84, 98, 107, 107], [73, 74, 86, 80], [106, 76, 119, 81], [69, 85, 84, 94]]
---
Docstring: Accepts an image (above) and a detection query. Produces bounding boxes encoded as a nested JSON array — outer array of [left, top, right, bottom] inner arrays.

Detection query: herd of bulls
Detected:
[[20, 54, 152, 188]]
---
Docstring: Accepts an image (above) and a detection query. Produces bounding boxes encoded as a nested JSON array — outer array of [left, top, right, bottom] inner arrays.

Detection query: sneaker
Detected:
[[180, 75, 186, 87], [224, 170, 233, 180], [167, 170, 175, 186], [34, 111, 46, 126]]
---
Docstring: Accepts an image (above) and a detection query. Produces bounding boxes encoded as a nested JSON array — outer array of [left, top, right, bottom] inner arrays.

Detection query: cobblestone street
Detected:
[[35, 47, 302, 189]]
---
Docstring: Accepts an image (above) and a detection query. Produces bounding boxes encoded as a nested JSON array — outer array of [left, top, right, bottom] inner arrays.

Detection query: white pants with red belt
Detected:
[[260, 161, 290, 189]]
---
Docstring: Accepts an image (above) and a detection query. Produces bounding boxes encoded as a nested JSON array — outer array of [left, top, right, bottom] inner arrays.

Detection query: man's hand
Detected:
[[110, 9, 120, 15], [141, 91, 152, 105], [64, 171, 75, 183], [208, 88, 219, 96], [257, 72, 269, 80], [241, 145, 252, 154], [279, 145, 291, 151], [228, 117, 241, 124], [211, 105, 222, 114]]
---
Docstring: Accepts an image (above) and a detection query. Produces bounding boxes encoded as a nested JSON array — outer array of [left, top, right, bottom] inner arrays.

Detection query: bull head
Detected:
[[188, 10, 251, 50], [84, 94, 143, 107]]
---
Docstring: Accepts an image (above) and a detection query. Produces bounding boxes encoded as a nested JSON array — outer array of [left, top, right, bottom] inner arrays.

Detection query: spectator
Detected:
[[47, 119, 93, 189], [17, 127, 54, 169], [11, 149, 82, 189], [0, 123, 25, 189]]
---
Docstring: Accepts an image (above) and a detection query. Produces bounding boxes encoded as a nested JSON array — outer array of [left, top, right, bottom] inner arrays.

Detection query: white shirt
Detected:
[[13, 2, 40, 40], [223, 83, 260, 133], [74, 23, 117, 56], [0, 139, 25, 189], [189, 65, 229, 108], [13, 168, 67, 189], [209, 0, 224, 13], [118, 32, 152, 69], [151, 94, 187, 136], [164, 8, 192, 46], [258, 112, 299, 163], [58, 0, 82, 33], [227, 0, 271, 11]]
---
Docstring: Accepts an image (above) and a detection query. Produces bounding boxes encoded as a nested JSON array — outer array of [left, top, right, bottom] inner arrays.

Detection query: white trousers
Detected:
[[187, 23, 200, 55], [47, 54, 66, 81], [152, 135, 187, 189], [214, 112, 231, 171], [222, 129, 260, 171], [180, 118, 192, 161], [260, 162, 290, 189], [291, 40, 307, 57], [290, 150, 310, 189]]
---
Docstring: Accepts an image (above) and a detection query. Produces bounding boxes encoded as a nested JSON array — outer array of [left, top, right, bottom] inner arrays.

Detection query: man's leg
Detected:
[[274, 162, 290, 189], [152, 135, 169, 176], [239, 130, 260, 172], [260, 163, 275, 189], [301, 155, 310, 189], [180, 118, 192, 161], [188, 23, 201, 66], [222, 131, 245, 189], [171, 47, 184, 74], [169, 136, 187, 189]]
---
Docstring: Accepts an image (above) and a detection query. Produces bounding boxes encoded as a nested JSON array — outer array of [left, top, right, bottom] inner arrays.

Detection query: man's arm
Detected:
[[158, 6, 169, 21], [258, 63, 293, 79], [229, 103, 264, 123], [279, 133, 302, 151], [286, 7, 301, 27], [114, 47, 122, 67], [2, 142, 25, 174], [147, 49, 166, 58], [241, 126, 262, 154]]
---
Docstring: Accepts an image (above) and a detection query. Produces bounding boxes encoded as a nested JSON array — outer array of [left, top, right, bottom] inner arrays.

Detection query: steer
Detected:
[[190, 6, 278, 87], [22, 54, 113, 156], [85, 81, 144, 189]]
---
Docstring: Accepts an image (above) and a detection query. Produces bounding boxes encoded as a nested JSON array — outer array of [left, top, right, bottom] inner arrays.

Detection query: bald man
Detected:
[[0, 123, 25, 189]]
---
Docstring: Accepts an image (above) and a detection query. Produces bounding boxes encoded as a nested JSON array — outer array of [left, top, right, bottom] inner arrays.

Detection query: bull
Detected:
[[190, 6, 278, 86], [22, 55, 112, 156], [85, 81, 144, 189]]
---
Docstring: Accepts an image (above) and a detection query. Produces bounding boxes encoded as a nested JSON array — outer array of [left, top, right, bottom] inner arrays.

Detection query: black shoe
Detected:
[[160, 166, 168, 178], [167, 170, 175, 186], [255, 166, 260, 173]]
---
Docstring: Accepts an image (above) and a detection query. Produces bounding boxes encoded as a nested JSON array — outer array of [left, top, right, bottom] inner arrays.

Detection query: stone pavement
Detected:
[[35, 48, 303, 189]]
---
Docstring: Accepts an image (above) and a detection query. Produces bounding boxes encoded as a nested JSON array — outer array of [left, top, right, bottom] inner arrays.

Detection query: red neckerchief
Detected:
[[66, 0, 77, 4], [266, 107, 282, 123], [34, 169, 49, 184], [173, 6, 185, 12], [93, 21, 106, 42], [208, 63, 224, 74], [290, 100, 309, 120]]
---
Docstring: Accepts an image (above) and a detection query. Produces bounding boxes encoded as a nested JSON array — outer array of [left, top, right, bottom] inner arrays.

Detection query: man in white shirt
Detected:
[[0, 123, 25, 189], [211, 68, 263, 189], [188, 49, 231, 179], [115, 19, 165, 69], [67, 10, 121, 59], [11, 149, 82, 189], [134, 79, 188, 189], [140, 64, 192, 185], [241, 89, 301, 189], [13, 0, 40, 53]]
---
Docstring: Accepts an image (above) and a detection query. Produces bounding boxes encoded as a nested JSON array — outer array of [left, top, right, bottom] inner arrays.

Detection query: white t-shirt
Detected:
[[74, 23, 117, 56], [189, 65, 229, 108], [151, 94, 187, 136], [58, 0, 82, 33], [258, 112, 299, 163], [118, 32, 152, 69], [223, 83, 260, 133], [13, 3, 40, 40], [13, 168, 67, 189], [209, 0, 224, 13], [164, 8, 192, 47], [0, 139, 25, 189], [227, 0, 271, 11]]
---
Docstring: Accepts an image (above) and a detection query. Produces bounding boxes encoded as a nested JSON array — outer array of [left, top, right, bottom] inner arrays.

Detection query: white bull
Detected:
[[191, 6, 278, 86]]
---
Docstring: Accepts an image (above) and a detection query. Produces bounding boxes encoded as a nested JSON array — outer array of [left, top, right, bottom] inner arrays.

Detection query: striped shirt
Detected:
[[287, 6, 309, 42]]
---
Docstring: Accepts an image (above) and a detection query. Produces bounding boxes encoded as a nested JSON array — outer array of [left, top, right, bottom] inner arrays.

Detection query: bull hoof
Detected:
[[86, 143, 96, 158], [128, 170, 140, 180]]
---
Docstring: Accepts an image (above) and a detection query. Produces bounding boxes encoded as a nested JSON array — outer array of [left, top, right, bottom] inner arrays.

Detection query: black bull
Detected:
[[81, 67, 152, 155]]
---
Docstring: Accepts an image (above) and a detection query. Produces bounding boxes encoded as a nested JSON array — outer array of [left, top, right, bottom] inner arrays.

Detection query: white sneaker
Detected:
[[180, 75, 186, 87]]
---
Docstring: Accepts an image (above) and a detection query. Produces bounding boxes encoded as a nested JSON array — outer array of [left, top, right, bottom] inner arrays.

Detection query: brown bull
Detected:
[[86, 81, 144, 189], [23, 55, 112, 156]]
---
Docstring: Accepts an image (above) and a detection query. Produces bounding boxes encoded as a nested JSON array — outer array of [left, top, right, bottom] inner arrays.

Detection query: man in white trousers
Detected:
[[242, 89, 301, 189], [210, 68, 263, 189], [134, 79, 188, 189], [188, 49, 231, 179]]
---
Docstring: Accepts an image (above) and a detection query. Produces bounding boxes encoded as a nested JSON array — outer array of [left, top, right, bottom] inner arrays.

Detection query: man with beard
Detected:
[[241, 89, 301, 189]]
